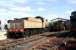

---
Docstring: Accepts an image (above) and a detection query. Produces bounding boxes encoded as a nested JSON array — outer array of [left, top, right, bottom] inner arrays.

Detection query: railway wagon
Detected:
[[48, 18, 70, 32], [70, 11, 76, 32], [7, 17, 48, 38]]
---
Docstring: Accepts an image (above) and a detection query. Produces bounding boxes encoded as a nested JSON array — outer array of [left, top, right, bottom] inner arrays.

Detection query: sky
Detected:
[[0, 0, 76, 24]]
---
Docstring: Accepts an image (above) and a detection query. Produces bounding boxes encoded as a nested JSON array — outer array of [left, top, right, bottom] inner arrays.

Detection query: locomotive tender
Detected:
[[7, 17, 48, 38]]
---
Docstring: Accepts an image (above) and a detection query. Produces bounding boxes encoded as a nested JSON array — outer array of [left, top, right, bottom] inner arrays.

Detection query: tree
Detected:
[[4, 24, 8, 30]]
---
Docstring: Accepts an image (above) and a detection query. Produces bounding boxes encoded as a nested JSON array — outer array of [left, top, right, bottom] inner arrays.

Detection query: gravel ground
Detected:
[[0, 32, 66, 50]]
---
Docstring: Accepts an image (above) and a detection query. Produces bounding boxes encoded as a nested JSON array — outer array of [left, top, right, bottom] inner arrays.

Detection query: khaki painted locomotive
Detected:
[[7, 16, 48, 38]]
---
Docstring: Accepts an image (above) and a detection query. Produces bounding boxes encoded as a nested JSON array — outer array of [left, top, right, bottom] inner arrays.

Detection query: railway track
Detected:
[[0, 34, 45, 50], [0, 32, 61, 50], [21, 36, 48, 50]]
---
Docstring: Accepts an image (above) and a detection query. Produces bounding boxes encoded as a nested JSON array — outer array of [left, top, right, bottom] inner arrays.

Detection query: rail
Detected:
[[0, 35, 44, 50]]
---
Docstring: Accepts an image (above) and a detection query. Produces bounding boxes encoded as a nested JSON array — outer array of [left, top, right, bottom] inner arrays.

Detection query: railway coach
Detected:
[[7, 16, 48, 39]]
